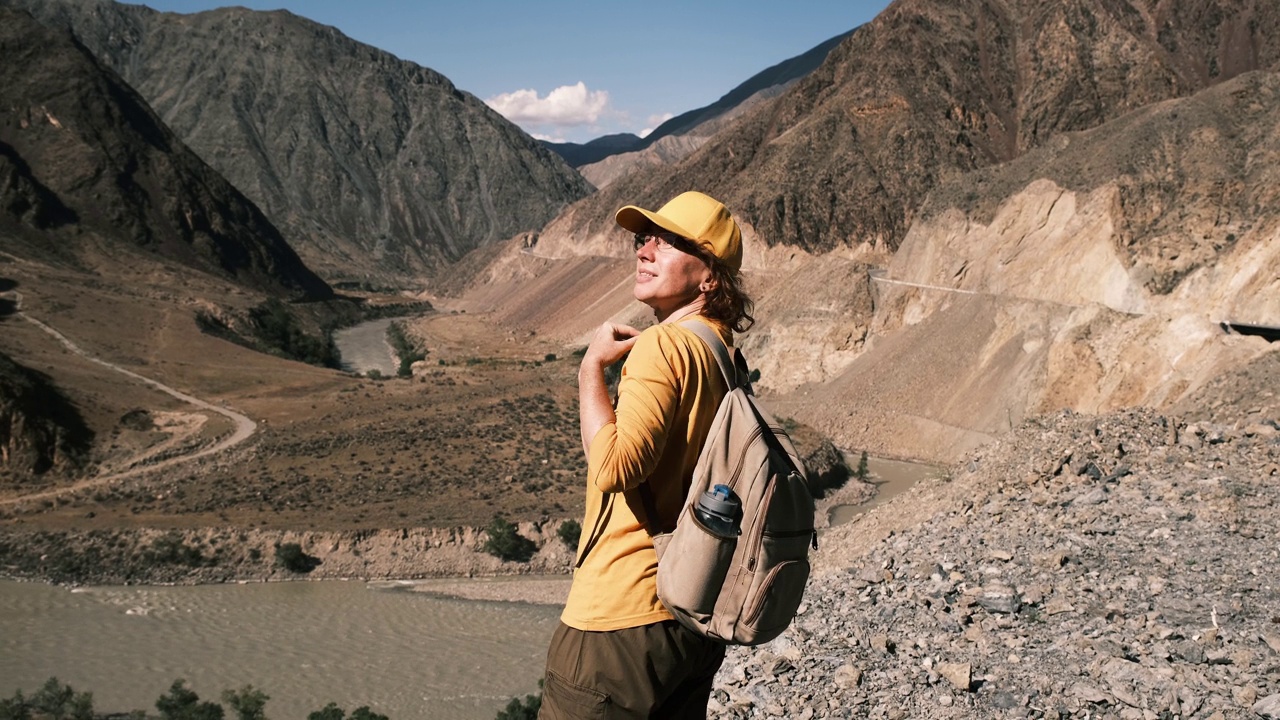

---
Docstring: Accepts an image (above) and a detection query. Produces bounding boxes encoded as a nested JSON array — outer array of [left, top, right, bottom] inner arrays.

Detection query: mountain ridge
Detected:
[[5, 0, 594, 284], [521, 0, 1280, 264], [0, 6, 332, 301]]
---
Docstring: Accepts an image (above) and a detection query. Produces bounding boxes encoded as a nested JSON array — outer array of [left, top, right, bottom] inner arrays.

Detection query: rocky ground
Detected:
[[713, 408, 1280, 719]]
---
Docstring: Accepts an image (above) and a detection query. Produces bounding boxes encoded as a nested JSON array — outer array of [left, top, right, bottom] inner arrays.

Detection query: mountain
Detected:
[[541, 133, 645, 170], [6, 0, 593, 285], [639, 29, 854, 149], [0, 7, 331, 300], [527, 0, 1280, 259], [455, 0, 1280, 467], [541, 30, 854, 177]]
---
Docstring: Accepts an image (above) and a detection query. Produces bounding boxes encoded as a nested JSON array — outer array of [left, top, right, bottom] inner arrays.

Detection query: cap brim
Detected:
[[615, 205, 695, 240]]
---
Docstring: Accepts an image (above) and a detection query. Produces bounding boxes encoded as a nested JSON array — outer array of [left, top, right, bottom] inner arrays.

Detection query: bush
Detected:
[[482, 516, 537, 563], [308, 704, 387, 720], [248, 298, 339, 368], [307, 703, 345, 720], [556, 520, 581, 549], [274, 542, 321, 573], [543, 353, 557, 362], [156, 680, 224, 720], [221, 686, 268, 720], [494, 692, 540, 720], [9, 678, 94, 720], [495, 680, 542, 720], [856, 451, 870, 481]]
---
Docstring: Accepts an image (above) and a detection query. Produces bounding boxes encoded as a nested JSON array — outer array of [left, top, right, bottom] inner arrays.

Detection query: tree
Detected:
[[222, 686, 269, 720], [482, 515, 537, 562], [29, 678, 92, 720], [0, 690, 32, 720], [156, 680, 224, 720], [857, 451, 870, 481]]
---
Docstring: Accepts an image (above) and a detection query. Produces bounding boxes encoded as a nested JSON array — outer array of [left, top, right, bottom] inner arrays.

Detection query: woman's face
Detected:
[[632, 231, 713, 320]]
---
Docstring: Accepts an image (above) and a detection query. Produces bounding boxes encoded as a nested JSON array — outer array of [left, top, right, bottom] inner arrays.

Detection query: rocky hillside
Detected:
[[796, 67, 1280, 464], [0, 8, 331, 300], [6, 0, 593, 285], [715, 407, 1280, 718], [457, 0, 1280, 469], [0, 350, 92, 481], [525, 0, 1280, 261]]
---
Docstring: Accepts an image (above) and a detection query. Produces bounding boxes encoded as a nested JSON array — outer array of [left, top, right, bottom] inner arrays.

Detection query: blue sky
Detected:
[[128, 0, 893, 143]]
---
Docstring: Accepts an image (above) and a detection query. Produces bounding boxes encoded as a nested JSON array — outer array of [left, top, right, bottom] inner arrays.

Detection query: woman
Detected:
[[540, 191, 754, 719]]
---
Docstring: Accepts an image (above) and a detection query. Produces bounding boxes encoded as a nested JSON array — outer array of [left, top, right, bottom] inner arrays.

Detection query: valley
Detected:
[[1, 0, 1279, 716]]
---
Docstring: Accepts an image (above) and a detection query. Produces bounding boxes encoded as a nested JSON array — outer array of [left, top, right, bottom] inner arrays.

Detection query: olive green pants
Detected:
[[539, 620, 726, 719]]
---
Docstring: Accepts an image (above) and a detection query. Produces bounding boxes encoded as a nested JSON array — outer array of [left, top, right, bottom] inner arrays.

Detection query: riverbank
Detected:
[[0, 470, 877, 592], [4, 406, 1277, 718]]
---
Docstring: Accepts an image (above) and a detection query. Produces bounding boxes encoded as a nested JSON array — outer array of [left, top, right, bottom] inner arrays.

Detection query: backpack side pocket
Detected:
[[655, 505, 738, 624]]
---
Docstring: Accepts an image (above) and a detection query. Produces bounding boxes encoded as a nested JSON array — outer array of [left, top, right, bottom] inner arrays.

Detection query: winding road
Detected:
[[2, 292, 257, 505]]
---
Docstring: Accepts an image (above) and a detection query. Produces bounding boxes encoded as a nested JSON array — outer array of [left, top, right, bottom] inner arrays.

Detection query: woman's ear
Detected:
[[699, 275, 718, 293]]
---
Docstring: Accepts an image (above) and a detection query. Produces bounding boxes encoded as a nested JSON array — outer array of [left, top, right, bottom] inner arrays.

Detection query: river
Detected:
[[332, 318, 400, 377], [829, 454, 946, 526], [0, 579, 559, 720], [0, 355, 938, 720]]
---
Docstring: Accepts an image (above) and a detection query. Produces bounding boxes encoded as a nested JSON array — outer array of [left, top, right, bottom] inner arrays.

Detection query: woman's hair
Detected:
[[701, 255, 754, 333]]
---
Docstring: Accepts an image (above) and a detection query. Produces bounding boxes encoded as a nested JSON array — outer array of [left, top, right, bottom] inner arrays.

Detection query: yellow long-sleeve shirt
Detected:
[[561, 316, 730, 631]]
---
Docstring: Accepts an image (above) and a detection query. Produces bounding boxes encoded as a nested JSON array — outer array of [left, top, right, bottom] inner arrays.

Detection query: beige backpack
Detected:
[[638, 320, 816, 646]]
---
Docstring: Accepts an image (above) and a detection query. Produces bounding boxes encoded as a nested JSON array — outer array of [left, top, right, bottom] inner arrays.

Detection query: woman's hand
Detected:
[[583, 322, 640, 368]]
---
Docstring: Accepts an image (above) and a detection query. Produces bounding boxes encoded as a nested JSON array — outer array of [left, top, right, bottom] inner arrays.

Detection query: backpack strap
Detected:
[[678, 319, 750, 393], [634, 319, 750, 537]]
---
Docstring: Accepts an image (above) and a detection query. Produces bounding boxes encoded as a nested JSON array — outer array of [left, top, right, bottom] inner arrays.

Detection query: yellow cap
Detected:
[[615, 191, 743, 274]]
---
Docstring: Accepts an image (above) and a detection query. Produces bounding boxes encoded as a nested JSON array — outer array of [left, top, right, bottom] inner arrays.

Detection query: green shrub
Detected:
[[156, 680, 224, 720], [146, 533, 207, 567], [308, 704, 388, 720], [307, 703, 346, 720], [20, 678, 93, 720], [495, 680, 542, 720], [494, 693, 540, 720], [221, 686, 268, 720], [248, 298, 339, 368], [274, 543, 321, 573], [556, 520, 581, 549], [482, 516, 537, 563]]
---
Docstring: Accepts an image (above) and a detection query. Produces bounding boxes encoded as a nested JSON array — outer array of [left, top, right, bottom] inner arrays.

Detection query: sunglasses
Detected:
[[633, 231, 700, 255]]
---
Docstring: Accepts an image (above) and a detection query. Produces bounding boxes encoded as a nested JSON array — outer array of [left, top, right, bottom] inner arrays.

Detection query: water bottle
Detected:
[[694, 484, 741, 538]]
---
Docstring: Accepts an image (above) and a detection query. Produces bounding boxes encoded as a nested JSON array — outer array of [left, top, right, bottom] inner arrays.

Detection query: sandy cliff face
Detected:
[[799, 71, 1280, 464]]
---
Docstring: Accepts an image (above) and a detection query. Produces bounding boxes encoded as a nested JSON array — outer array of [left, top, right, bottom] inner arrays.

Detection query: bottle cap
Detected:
[[700, 485, 741, 519]]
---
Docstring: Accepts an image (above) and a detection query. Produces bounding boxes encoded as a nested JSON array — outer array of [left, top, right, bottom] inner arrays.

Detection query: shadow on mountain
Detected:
[[0, 351, 94, 477], [0, 7, 332, 301]]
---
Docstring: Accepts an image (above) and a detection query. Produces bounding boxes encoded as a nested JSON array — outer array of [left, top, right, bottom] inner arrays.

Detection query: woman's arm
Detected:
[[579, 322, 640, 456]]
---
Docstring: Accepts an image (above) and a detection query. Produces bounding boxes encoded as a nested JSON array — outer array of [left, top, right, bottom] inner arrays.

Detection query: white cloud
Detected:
[[485, 82, 610, 127], [638, 112, 674, 139]]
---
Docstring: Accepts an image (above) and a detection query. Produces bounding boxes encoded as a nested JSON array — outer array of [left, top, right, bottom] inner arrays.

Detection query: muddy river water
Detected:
[[0, 579, 559, 720], [0, 457, 940, 720]]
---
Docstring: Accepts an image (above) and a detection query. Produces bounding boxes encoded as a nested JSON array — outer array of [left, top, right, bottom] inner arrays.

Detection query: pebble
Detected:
[[710, 409, 1280, 718]]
